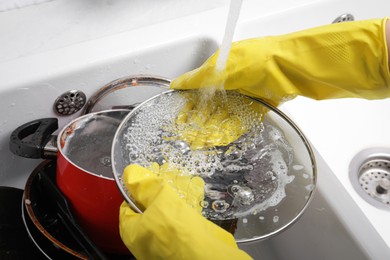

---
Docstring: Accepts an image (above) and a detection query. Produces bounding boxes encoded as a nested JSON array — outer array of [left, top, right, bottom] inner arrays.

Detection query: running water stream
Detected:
[[200, 0, 243, 101], [216, 0, 244, 72]]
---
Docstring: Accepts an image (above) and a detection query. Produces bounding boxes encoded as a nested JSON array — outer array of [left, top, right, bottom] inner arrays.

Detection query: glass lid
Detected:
[[112, 89, 316, 243]]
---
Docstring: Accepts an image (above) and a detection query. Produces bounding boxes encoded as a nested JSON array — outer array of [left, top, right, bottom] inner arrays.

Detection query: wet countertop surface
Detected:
[[283, 97, 390, 249], [0, 0, 326, 64], [0, 0, 229, 63]]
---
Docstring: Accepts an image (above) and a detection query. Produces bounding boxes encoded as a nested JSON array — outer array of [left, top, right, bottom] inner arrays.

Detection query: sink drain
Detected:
[[332, 13, 354, 24], [54, 90, 86, 116], [349, 148, 390, 209]]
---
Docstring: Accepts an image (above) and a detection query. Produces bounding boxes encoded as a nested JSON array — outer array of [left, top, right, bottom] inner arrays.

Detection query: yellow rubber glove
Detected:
[[145, 162, 204, 211], [119, 164, 252, 260], [167, 92, 264, 150], [171, 18, 390, 106]]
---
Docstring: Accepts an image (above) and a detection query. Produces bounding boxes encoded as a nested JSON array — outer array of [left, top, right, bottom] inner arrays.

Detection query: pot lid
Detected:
[[111, 76, 317, 243], [83, 75, 170, 114]]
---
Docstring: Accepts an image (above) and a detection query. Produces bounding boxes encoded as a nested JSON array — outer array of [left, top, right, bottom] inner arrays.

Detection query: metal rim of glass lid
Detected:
[[112, 88, 317, 243]]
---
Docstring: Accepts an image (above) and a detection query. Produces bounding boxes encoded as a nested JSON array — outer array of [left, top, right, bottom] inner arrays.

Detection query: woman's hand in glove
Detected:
[[119, 164, 252, 260], [171, 18, 390, 106]]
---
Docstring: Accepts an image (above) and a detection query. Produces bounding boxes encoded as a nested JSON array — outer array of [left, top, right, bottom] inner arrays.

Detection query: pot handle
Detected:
[[9, 118, 58, 159]]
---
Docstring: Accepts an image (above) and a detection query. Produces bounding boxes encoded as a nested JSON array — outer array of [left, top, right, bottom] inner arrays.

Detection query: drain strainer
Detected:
[[54, 90, 86, 116], [350, 148, 390, 209], [332, 13, 354, 24]]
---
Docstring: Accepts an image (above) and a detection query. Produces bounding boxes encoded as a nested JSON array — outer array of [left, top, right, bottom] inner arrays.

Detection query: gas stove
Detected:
[[1, 160, 134, 259]]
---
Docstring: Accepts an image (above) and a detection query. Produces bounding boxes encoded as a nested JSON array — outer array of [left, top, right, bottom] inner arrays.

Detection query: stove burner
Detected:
[[22, 197, 80, 259], [22, 160, 134, 259], [0, 186, 42, 258]]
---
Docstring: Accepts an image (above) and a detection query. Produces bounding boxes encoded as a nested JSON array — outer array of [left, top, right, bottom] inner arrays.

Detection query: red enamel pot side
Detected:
[[54, 110, 130, 254], [9, 110, 131, 255], [56, 152, 127, 254]]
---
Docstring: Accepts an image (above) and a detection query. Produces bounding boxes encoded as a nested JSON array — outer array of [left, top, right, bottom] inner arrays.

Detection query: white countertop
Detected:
[[0, 0, 228, 63], [283, 97, 390, 249]]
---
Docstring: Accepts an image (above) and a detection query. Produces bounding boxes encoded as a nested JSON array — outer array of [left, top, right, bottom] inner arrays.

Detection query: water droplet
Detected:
[[212, 200, 229, 213], [293, 164, 304, 170], [200, 201, 209, 208], [129, 153, 138, 160], [173, 141, 190, 154], [231, 185, 241, 193], [225, 146, 242, 160], [236, 186, 254, 205], [100, 156, 111, 167], [305, 184, 314, 191]]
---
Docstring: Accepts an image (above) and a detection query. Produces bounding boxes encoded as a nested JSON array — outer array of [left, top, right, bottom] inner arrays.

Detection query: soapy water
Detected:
[[122, 91, 295, 220]]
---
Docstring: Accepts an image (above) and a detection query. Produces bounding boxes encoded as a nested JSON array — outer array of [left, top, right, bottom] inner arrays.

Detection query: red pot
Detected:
[[10, 110, 130, 255]]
